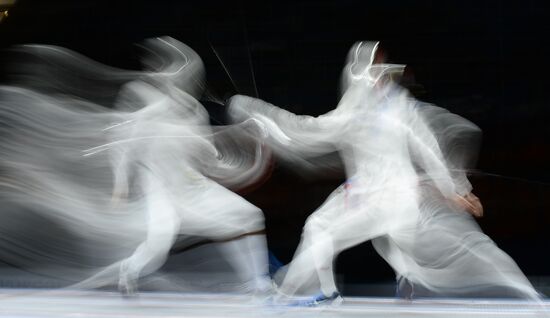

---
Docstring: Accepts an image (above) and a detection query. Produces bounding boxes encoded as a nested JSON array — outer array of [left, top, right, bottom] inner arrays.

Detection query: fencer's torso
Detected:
[[331, 83, 420, 193]]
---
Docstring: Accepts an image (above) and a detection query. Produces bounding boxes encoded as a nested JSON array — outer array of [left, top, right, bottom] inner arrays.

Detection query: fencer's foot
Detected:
[[118, 262, 138, 297], [249, 277, 279, 303], [118, 281, 137, 297], [396, 276, 414, 300], [287, 291, 343, 307]]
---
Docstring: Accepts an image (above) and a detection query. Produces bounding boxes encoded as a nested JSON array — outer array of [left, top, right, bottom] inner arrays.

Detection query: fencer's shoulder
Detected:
[[411, 101, 458, 121]]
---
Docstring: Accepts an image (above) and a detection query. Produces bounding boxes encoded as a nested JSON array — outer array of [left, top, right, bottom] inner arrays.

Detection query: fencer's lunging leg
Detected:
[[119, 173, 179, 294], [217, 232, 271, 293]]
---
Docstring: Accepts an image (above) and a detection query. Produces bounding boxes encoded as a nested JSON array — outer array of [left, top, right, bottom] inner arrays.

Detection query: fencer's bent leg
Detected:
[[119, 172, 179, 294], [373, 206, 540, 299], [278, 186, 419, 297], [179, 179, 270, 292]]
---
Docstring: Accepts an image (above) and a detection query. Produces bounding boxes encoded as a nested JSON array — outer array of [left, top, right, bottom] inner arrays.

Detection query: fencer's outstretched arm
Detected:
[[201, 119, 273, 190], [228, 95, 341, 158]]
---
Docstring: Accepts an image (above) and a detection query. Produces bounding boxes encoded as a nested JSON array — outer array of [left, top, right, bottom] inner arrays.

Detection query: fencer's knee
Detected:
[[213, 207, 265, 240], [241, 206, 266, 232], [304, 215, 327, 231], [303, 215, 327, 236]]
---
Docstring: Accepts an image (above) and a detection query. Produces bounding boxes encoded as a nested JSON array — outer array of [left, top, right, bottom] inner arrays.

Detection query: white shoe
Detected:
[[287, 291, 343, 307]]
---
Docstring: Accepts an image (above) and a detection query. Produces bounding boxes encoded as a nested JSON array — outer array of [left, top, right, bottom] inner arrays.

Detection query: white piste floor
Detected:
[[0, 289, 549, 318]]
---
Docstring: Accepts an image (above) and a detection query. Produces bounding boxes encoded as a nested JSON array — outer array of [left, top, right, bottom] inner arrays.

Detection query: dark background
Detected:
[[1, 0, 549, 289]]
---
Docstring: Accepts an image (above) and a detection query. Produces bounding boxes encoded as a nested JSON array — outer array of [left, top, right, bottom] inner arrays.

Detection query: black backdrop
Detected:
[[1, 0, 549, 288]]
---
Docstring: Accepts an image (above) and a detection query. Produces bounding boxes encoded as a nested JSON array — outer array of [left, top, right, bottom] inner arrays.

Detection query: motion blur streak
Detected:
[[228, 41, 542, 302], [0, 37, 271, 294]]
